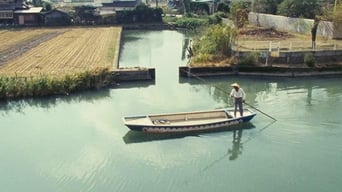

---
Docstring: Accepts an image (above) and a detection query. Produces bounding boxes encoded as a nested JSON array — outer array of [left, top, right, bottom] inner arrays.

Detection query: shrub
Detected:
[[193, 53, 215, 63], [116, 3, 163, 23], [238, 52, 259, 66], [193, 24, 236, 57], [208, 13, 222, 25], [190, 2, 210, 15], [163, 16, 178, 23], [304, 52, 315, 67], [217, 3, 229, 13], [174, 17, 208, 29]]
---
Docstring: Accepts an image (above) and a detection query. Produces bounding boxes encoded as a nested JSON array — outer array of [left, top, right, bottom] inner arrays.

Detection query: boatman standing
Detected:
[[230, 83, 246, 117]]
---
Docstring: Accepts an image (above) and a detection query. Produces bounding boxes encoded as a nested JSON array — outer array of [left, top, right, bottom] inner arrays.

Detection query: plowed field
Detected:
[[0, 27, 121, 77]]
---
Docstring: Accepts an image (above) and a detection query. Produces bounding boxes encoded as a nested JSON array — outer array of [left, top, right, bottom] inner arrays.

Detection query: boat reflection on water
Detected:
[[122, 130, 199, 144], [122, 122, 255, 144]]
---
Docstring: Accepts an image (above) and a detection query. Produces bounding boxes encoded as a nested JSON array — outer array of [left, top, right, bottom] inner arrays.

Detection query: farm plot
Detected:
[[0, 30, 66, 65], [0, 27, 121, 77], [0, 28, 60, 53]]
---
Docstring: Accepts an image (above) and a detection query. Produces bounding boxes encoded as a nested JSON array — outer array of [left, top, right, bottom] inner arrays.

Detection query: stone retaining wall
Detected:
[[237, 50, 342, 65], [248, 12, 334, 38]]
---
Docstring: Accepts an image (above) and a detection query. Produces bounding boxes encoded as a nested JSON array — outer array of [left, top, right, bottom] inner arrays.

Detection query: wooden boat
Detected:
[[123, 108, 256, 133], [123, 123, 256, 144]]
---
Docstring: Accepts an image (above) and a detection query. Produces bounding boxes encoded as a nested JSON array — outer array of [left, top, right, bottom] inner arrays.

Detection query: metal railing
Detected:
[[235, 40, 342, 52]]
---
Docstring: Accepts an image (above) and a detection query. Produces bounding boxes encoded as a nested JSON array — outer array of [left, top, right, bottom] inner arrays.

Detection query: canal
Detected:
[[0, 30, 341, 192]]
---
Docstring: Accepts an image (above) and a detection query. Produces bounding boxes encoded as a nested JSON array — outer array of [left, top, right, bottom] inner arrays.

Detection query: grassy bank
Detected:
[[0, 67, 113, 100]]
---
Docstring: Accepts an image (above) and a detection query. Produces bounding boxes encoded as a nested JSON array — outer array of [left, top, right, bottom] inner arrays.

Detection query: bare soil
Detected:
[[238, 27, 294, 40]]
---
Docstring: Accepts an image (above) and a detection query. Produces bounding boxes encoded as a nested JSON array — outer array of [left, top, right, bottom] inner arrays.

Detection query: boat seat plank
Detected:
[[170, 118, 229, 126]]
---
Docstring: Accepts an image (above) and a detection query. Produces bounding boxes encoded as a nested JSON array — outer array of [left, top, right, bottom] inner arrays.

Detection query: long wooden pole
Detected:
[[183, 69, 277, 121], [243, 102, 277, 121]]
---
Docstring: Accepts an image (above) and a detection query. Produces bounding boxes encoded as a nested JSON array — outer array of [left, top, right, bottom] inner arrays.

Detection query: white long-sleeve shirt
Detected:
[[230, 88, 246, 100]]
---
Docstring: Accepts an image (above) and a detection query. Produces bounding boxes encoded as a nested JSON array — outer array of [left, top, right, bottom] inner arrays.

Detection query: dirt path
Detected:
[[0, 31, 66, 66]]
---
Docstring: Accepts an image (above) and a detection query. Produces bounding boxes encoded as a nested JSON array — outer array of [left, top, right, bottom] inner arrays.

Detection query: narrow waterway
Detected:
[[0, 30, 341, 192]]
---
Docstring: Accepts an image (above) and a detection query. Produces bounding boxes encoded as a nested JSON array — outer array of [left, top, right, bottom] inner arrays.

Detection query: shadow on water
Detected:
[[199, 121, 272, 175], [0, 88, 111, 115], [122, 122, 255, 144], [123, 130, 200, 144], [122, 36, 143, 42], [115, 80, 155, 89]]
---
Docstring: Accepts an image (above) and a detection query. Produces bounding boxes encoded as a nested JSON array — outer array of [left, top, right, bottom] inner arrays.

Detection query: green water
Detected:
[[0, 30, 342, 192]]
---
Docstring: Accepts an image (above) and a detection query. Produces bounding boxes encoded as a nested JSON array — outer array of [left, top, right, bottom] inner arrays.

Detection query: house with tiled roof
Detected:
[[0, 0, 42, 25], [43, 9, 71, 25]]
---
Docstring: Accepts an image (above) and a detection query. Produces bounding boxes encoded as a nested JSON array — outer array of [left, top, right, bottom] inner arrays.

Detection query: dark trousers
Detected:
[[234, 97, 243, 117]]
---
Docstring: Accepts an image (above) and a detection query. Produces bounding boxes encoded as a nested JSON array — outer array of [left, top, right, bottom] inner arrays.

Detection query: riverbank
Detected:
[[187, 25, 342, 77], [179, 65, 342, 78]]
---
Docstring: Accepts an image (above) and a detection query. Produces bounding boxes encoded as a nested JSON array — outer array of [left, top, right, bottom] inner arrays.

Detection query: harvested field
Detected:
[[0, 28, 60, 53], [0, 30, 66, 65], [0, 27, 121, 77]]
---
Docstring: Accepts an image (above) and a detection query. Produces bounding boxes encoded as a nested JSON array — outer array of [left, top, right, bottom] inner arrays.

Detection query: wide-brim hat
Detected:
[[231, 83, 239, 88]]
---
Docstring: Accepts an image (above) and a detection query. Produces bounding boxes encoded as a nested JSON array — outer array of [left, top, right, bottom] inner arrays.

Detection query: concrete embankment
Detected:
[[110, 65, 342, 83], [122, 23, 176, 30], [237, 50, 342, 65], [112, 68, 156, 82], [179, 66, 342, 78]]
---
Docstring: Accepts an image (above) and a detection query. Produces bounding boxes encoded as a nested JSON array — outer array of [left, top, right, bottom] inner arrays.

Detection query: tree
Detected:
[[183, 0, 191, 16], [190, 2, 210, 15], [277, 0, 322, 19], [229, 1, 251, 28], [333, 1, 342, 39], [44, 2, 52, 11], [217, 2, 229, 13], [192, 24, 237, 63], [32, 0, 42, 7], [74, 6, 100, 24], [116, 4, 163, 23], [311, 17, 319, 49], [253, 0, 283, 15]]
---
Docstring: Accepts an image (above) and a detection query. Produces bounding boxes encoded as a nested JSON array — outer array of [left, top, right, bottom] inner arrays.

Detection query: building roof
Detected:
[[14, 7, 43, 14], [44, 9, 69, 16], [193, 0, 214, 3], [102, 0, 139, 8]]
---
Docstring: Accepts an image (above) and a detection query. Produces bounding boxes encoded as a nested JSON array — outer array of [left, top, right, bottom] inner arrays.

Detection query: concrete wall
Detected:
[[112, 68, 155, 82], [113, 27, 122, 69], [248, 12, 334, 38], [333, 22, 342, 39], [237, 50, 342, 65]]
